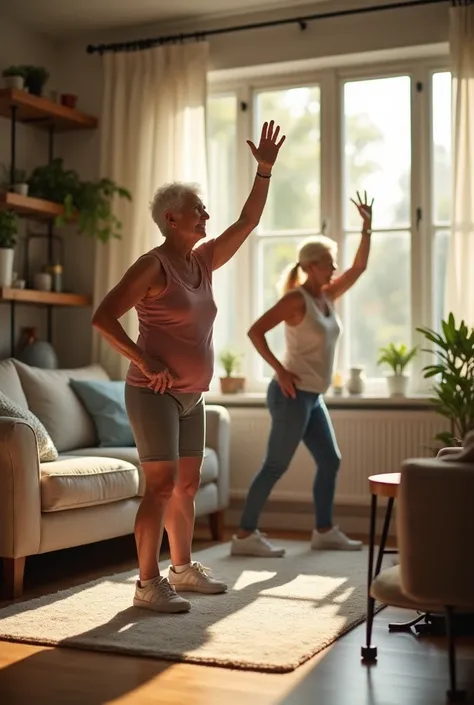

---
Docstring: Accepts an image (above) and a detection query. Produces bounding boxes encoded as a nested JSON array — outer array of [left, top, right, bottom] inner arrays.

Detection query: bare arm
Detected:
[[212, 121, 286, 271], [324, 191, 373, 301], [248, 292, 304, 397], [91, 255, 161, 366]]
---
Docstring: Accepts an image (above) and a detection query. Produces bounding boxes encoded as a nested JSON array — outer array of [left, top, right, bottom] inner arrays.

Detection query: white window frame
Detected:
[[207, 49, 450, 395]]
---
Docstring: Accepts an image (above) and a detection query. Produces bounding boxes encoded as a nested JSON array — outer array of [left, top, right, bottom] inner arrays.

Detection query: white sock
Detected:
[[140, 575, 159, 587], [173, 562, 191, 574]]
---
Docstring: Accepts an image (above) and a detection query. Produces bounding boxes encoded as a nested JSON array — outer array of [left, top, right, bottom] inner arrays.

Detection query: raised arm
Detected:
[[247, 291, 304, 398], [324, 191, 373, 301], [211, 120, 286, 271]]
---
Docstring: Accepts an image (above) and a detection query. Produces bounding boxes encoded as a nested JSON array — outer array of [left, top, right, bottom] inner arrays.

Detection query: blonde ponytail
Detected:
[[278, 262, 305, 296]]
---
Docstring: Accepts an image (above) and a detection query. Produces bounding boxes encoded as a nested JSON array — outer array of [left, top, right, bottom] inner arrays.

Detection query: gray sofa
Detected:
[[0, 358, 230, 598]]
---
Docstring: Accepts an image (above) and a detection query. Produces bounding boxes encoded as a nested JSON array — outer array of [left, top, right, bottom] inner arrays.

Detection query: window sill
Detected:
[[205, 391, 434, 410]]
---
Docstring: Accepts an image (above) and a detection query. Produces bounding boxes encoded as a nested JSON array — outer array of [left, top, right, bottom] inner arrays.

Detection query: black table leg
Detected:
[[361, 492, 378, 660]]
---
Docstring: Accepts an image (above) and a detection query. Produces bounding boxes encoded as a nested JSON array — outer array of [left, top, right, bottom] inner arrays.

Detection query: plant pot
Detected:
[[60, 93, 77, 109], [4, 75, 24, 90], [219, 376, 245, 394], [12, 183, 29, 196], [387, 374, 409, 397], [26, 77, 46, 96], [0, 248, 15, 287]]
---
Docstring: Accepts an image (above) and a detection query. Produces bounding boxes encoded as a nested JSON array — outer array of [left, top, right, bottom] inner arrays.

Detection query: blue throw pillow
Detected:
[[70, 379, 135, 448]]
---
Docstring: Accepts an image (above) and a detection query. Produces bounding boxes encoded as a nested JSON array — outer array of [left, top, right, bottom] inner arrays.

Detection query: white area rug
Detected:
[[0, 540, 375, 672]]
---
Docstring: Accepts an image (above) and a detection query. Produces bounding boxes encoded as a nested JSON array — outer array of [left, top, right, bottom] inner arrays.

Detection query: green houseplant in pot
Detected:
[[27, 158, 132, 243], [0, 210, 19, 287], [2, 66, 26, 90], [377, 342, 418, 396], [218, 348, 245, 394], [21, 65, 49, 96], [417, 313, 474, 449]]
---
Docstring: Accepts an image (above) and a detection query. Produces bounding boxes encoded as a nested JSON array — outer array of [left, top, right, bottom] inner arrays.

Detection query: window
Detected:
[[342, 75, 412, 379], [206, 93, 238, 381], [207, 58, 451, 393], [252, 85, 321, 379], [431, 71, 452, 329]]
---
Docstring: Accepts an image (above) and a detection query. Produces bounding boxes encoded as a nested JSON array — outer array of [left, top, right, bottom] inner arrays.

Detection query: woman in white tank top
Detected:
[[231, 192, 373, 558]]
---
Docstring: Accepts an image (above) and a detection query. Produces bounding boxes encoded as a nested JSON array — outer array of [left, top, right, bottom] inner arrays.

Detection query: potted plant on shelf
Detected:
[[21, 65, 49, 96], [377, 342, 418, 396], [2, 66, 26, 90], [218, 348, 245, 394], [0, 210, 19, 287], [1, 165, 29, 196], [27, 158, 132, 243], [417, 314, 474, 449]]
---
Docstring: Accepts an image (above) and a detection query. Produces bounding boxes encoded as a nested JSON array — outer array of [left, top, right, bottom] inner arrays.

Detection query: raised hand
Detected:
[[246, 120, 286, 170], [351, 191, 374, 230]]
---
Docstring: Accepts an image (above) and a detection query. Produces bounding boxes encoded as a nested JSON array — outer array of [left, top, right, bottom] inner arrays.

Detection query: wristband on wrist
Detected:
[[257, 171, 272, 179]]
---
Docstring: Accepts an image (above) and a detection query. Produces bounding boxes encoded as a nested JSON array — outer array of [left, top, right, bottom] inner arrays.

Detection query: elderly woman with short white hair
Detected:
[[92, 120, 285, 613]]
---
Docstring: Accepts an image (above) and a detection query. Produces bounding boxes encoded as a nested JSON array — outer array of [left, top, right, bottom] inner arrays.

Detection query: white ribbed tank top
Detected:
[[280, 286, 342, 394]]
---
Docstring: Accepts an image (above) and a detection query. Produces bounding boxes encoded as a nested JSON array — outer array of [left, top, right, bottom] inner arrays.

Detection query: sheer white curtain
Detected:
[[445, 1, 474, 324], [92, 42, 209, 379]]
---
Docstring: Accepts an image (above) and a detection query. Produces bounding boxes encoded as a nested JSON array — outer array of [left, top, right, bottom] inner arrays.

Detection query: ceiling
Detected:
[[1, 0, 336, 40]]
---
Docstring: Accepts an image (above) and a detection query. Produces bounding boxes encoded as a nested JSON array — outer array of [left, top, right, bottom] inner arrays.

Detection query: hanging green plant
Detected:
[[27, 159, 132, 243]]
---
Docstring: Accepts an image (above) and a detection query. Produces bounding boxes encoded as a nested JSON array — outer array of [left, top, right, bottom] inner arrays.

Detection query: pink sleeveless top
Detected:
[[126, 239, 217, 393]]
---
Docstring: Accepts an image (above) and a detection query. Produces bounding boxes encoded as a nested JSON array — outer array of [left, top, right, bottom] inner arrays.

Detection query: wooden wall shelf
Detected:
[[0, 192, 64, 220], [0, 288, 91, 307], [0, 88, 98, 131]]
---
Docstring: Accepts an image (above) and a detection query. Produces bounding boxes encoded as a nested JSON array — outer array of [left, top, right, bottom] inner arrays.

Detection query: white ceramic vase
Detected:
[[0, 248, 15, 287], [387, 374, 409, 397]]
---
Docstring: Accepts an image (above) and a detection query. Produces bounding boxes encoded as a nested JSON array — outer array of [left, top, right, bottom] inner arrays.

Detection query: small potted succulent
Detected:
[[218, 347, 245, 394], [377, 342, 418, 396], [1, 165, 29, 196], [0, 210, 19, 287], [2, 66, 26, 90]]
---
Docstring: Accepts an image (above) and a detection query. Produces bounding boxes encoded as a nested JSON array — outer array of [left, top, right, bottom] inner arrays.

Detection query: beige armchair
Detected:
[[362, 444, 474, 701]]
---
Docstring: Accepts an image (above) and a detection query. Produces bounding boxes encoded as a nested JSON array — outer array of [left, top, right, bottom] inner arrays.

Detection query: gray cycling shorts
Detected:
[[124, 384, 205, 462]]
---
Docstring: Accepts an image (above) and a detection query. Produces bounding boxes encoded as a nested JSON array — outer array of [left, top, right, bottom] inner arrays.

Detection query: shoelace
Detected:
[[190, 561, 212, 576], [154, 577, 177, 596]]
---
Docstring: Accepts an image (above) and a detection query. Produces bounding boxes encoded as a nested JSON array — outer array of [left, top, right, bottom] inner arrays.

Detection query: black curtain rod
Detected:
[[86, 0, 449, 55]]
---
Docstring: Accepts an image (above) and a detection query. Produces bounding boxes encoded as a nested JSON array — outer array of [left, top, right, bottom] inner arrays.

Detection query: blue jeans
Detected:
[[239, 378, 341, 532]]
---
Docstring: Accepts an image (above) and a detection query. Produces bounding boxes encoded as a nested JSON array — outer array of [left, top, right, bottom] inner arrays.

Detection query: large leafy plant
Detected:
[[417, 313, 474, 448], [27, 159, 131, 243]]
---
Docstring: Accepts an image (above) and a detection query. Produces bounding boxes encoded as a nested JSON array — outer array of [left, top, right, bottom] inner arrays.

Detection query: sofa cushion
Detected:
[[0, 390, 58, 461], [69, 379, 134, 447], [0, 359, 29, 409], [70, 446, 219, 496], [40, 456, 139, 512], [12, 360, 110, 453]]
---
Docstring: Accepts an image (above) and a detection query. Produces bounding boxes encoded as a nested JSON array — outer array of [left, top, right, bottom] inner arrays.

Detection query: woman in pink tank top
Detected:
[[92, 120, 286, 613]]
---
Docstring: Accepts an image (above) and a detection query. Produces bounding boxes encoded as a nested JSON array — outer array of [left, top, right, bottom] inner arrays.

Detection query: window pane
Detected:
[[343, 76, 411, 229], [432, 72, 452, 224], [254, 86, 321, 232], [207, 94, 238, 358], [255, 236, 306, 379], [433, 229, 449, 329], [342, 232, 411, 378]]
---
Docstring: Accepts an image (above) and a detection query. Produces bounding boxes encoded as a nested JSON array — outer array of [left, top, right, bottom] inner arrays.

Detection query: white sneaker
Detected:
[[133, 575, 191, 613], [230, 530, 286, 557], [169, 561, 227, 594], [311, 526, 363, 551]]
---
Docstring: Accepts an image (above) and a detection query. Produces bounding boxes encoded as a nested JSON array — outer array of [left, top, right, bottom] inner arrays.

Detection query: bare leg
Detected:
[[164, 456, 202, 566], [135, 460, 177, 582]]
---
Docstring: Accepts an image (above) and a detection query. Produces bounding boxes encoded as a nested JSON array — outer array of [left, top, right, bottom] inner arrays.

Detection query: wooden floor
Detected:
[[0, 529, 473, 705]]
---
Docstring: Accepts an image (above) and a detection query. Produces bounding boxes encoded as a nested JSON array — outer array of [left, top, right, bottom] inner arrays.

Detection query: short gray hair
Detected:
[[150, 181, 202, 234]]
